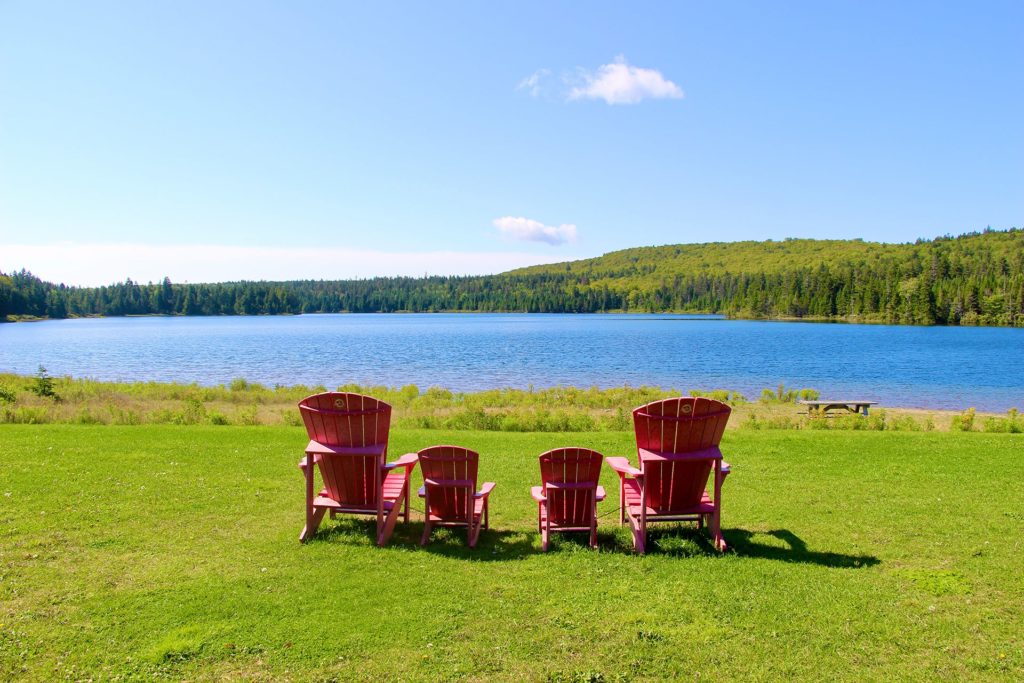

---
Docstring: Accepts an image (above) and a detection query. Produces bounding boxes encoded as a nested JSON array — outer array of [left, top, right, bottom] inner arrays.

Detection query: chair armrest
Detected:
[[606, 457, 641, 477], [639, 446, 722, 462], [305, 441, 386, 457], [297, 454, 322, 470], [530, 485, 545, 502], [475, 482, 496, 499], [384, 453, 418, 470]]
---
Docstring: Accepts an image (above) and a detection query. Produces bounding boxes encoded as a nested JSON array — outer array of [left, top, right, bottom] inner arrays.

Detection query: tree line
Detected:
[[2, 229, 1021, 326]]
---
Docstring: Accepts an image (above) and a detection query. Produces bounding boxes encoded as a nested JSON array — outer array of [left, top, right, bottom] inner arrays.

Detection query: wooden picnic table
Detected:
[[798, 400, 878, 416]]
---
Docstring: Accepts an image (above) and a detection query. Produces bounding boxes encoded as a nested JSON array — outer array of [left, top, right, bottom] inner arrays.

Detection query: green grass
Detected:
[[1, 425, 1023, 681]]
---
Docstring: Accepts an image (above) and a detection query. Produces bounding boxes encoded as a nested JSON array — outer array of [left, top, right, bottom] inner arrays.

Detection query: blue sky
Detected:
[[1, 1, 1021, 285]]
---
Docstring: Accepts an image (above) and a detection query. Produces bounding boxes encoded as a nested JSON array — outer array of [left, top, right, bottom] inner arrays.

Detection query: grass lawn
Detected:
[[1, 425, 1022, 681]]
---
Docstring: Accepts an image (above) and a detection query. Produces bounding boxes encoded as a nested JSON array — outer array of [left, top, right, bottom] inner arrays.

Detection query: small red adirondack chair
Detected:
[[607, 397, 732, 553], [531, 448, 606, 551], [297, 392, 417, 545], [417, 445, 495, 548]]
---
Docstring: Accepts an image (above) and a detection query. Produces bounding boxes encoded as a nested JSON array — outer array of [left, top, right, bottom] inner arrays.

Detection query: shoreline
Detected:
[[5, 309, 1021, 328]]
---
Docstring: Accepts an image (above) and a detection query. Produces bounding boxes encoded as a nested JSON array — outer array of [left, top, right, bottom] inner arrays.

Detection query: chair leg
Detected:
[[590, 498, 598, 549], [627, 513, 646, 554], [712, 463, 726, 552], [299, 507, 326, 543], [420, 518, 432, 546], [540, 502, 549, 552], [619, 479, 625, 525], [302, 455, 318, 542], [711, 507, 726, 553], [377, 502, 404, 547], [404, 480, 411, 523]]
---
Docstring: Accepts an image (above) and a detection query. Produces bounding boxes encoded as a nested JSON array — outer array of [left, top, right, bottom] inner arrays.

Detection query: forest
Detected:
[[2, 228, 1022, 326]]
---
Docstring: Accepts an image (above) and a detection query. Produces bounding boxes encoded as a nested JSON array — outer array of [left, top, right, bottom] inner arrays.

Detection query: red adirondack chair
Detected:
[[531, 447, 606, 551], [607, 397, 732, 553], [417, 445, 495, 548], [297, 392, 417, 545]]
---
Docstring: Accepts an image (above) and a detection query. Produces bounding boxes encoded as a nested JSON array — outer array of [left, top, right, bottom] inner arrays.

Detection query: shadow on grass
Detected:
[[726, 528, 880, 568], [306, 517, 878, 568], [308, 516, 536, 561]]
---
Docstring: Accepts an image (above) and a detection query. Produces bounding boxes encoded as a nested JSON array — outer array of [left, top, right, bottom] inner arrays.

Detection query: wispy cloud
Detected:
[[567, 55, 683, 105], [516, 68, 551, 97], [0, 243, 564, 286], [492, 216, 578, 246]]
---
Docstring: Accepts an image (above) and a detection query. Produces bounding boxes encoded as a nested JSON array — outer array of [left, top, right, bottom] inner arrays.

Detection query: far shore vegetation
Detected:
[[1, 371, 1019, 434], [3, 228, 1023, 326]]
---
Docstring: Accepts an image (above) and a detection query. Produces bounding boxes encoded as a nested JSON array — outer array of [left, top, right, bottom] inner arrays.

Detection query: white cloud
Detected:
[[516, 68, 550, 97], [0, 243, 565, 286], [568, 55, 683, 105], [492, 216, 578, 246]]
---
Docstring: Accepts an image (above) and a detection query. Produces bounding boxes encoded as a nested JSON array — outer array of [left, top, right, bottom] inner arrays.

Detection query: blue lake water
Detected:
[[0, 314, 1021, 411]]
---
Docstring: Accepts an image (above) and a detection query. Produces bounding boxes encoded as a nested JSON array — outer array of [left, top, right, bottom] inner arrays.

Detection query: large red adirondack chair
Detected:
[[297, 392, 417, 545], [607, 397, 732, 553], [417, 445, 495, 548], [531, 448, 606, 551]]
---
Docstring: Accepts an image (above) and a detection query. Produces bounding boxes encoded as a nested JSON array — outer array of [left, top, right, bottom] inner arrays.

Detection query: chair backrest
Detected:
[[539, 447, 603, 526], [298, 392, 392, 508], [418, 445, 479, 523], [633, 397, 731, 513]]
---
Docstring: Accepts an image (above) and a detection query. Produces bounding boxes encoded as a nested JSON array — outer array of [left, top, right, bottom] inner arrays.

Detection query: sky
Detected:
[[1, 1, 1021, 286]]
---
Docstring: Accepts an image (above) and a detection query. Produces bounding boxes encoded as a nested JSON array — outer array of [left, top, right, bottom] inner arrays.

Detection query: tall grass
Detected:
[[0, 373, 1009, 432]]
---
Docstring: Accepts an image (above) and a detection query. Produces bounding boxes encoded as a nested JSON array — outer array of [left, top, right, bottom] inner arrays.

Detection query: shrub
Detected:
[[759, 384, 814, 404], [1, 406, 51, 424], [951, 408, 977, 432], [208, 411, 230, 426], [74, 408, 103, 425], [173, 398, 207, 425], [236, 405, 260, 426], [0, 385, 15, 404], [745, 412, 800, 430], [689, 389, 747, 405], [281, 409, 302, 427], [983, 408, 1023, 433], [107, 406, 140, 425], [887, 414, 920, 431], [228, 378, 249, 392], [30, 366, 59, 401]]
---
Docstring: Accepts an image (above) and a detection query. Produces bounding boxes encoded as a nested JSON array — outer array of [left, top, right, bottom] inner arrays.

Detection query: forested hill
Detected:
[[2, 229, 1022, 326]]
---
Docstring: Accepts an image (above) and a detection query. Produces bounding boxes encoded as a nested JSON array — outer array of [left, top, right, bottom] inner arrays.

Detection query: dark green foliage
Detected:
[[29, 366, 59, 401], [2, 228, 1021, 326]]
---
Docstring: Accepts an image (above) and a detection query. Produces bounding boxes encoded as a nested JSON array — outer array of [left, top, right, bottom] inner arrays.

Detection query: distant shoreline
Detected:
[[5, 310, 1017, 328]]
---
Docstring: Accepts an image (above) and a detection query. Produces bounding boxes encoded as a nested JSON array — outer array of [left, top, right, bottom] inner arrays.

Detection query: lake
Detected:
[[0, 314, 1021, 411]]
